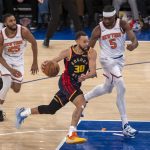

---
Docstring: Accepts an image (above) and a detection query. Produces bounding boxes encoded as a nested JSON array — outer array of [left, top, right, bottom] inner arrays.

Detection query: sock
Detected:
[[68, 126, 76, 137], [20, 108, 31, 117], [121, 115, 128, 128]]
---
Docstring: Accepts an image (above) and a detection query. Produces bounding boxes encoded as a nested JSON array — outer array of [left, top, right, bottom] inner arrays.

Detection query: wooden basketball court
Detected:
[[1, 40, 150, 150]]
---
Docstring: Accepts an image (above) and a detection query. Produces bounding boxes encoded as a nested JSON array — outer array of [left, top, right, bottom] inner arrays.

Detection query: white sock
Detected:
[[68, 126, 76, 136], [20, 108, 31, 117], [121, 115, 128, 128]]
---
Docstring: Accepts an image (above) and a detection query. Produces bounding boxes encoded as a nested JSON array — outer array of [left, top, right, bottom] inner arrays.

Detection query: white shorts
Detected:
[[100, 56, 125, 78], [0, 63, 24, 83]]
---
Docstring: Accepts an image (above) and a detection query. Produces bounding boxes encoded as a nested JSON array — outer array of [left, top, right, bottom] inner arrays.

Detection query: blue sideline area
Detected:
[[59, 120, 150, 150], [32, 28, 150, 41]]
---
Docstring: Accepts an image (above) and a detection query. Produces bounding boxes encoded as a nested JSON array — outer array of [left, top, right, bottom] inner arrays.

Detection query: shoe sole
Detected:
[[66, 138, 87, 144]]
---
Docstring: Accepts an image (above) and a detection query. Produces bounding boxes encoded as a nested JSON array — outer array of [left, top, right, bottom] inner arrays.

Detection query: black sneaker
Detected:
[[43, 39, 49, 48], [0, 110, 5, 122]]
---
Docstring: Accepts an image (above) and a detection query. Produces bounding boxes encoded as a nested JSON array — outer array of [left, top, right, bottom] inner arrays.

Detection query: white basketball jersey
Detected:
[[99, 18, 126, 58], [1, 24, 27, 65]]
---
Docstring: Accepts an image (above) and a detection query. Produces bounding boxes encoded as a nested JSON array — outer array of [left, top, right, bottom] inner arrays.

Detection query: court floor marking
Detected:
[[56, 120, 150, 149], [22, 61, 150, 84], [0, 129, 150, 136]]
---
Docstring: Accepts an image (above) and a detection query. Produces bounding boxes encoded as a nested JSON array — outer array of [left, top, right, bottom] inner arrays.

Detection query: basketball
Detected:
[[41, 60, 60, 77]]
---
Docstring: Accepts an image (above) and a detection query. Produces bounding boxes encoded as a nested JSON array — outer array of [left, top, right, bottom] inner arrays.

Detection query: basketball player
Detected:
[[84, 5, 138, 137], [16, 31, 97, 144], [0, 14, 39, 121]]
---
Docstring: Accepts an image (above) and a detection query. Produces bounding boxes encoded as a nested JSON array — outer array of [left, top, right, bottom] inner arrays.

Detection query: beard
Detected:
[[7, 24, 17, 31], [79, 44, 90, 52]]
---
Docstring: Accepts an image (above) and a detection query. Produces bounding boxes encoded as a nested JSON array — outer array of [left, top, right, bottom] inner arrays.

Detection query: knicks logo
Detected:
[[4, 40, 23, 53], [7, 45, 20, 53]]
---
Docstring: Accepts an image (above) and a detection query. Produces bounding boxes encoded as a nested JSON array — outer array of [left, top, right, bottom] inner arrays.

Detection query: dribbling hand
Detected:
[[10, 69, 22, 78]]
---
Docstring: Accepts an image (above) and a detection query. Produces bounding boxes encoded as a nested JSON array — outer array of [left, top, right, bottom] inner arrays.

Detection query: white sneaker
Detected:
[[123, 123, 138, 137]]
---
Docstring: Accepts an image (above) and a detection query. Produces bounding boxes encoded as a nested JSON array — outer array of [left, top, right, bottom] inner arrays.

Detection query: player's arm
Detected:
[[21, 26, 39, 74], [0, 33, 22, 77], [120, 20, 138, 51], [78, 48, 97, 82], [89, 25, 101, 48], [52, 49, 70, 62], [42, 49, 70, 69]]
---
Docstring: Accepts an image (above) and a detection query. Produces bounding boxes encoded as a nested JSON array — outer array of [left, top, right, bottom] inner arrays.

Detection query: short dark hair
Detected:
[[75, 31, 87, 40], [2, 13, 14, 23], [103, 5, 115, 12]]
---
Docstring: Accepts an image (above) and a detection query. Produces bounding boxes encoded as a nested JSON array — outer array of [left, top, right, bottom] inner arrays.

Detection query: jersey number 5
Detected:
[[109, 39, 117, 49]]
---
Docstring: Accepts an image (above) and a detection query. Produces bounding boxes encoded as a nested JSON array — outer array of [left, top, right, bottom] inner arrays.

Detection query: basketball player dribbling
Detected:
[[84, 5, 138, 137], [0, 14, 39, 121], [16, 31, 97, 144]]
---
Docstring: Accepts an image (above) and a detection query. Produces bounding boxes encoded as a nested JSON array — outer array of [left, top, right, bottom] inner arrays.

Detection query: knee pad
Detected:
[[38, 99, 62, 115]]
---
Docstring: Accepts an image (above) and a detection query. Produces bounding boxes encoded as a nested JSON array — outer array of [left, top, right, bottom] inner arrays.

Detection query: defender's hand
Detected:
[[31, 62, 39, 75]]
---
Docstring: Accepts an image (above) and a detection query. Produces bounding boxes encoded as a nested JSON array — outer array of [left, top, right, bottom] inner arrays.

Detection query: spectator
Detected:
[[0, 0, 3, 30], [41, 0, 82, 48], [38, 0, 49, 28], [113, 0, 141, 31], [136, 0, 149, 29]]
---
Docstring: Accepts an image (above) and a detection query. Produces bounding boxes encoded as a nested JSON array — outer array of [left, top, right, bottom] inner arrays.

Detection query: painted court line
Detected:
[[22, 61, 150, 84], [0, 129, 149, 136]]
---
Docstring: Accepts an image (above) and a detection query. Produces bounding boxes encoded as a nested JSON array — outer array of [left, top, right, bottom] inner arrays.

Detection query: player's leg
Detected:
[[111, 64, 138, 137], [15, 90, 67, 128], [84, 57, 115, 102], [84, 76, 114, 102], [11, 64, 24, 93], [0, 64, 12, 121], [66, 90, 87, 144]]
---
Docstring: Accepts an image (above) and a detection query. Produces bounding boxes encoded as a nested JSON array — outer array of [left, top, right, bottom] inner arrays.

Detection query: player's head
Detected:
[[2, 14, 17, 31], [75, 31, 89, 52], [102, 5, 117, 28]]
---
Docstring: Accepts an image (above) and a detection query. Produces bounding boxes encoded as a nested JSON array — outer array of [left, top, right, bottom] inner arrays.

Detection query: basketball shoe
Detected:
[[16, 108, 27, 128], [0, 110, 5, 122], [123, 123, 138, 137], [66, 132, 87, 144]]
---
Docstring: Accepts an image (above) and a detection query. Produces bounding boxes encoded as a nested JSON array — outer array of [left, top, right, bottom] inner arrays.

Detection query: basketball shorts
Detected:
[[0, 63, 24, 83], [53, 75, 83, 107], [100, 56, 125, 78]]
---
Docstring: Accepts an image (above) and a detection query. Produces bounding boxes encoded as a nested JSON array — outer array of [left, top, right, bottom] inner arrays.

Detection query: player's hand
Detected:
[[126, 44, 135, 51], [41, 60, 49, 72], [10, 69, 22, 78], [37, 0, 44, 3], [31, 62, 39, 75], [78, 74, 86, 82]]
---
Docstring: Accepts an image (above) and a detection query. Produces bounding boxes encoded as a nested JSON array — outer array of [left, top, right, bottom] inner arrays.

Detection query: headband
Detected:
[[103, 10, 116, 17]]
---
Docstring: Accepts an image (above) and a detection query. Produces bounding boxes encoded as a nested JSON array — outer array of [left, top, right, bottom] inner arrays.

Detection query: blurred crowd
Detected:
[[1, 0, 150, 31]]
